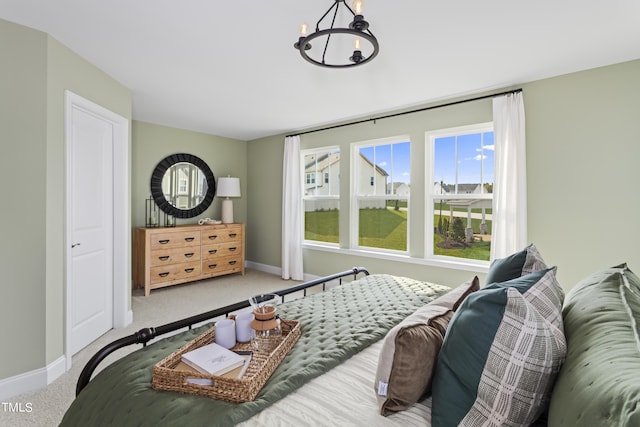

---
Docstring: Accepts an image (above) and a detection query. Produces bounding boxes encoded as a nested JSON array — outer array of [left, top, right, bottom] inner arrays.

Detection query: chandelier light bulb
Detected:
[[299, 23, 308, 36], [353, 0, 364, 15], [354, 37, 361, 50]]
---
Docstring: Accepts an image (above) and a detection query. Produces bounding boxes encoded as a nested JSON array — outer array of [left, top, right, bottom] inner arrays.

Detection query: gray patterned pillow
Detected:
[[432, 276, 566, 426], [486, 267, 565, 330]]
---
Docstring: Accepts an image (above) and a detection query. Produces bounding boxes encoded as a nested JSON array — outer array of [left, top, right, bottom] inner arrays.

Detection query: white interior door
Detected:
[[68, 105, 114, 355]]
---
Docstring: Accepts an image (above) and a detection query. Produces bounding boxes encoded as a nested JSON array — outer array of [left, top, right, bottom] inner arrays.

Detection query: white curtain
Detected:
[[281, 135, 304, 280], [491, 92, 527, 260]]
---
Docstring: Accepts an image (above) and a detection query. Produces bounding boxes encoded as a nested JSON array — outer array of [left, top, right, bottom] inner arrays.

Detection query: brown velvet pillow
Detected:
[[374, 276, 479, 415]]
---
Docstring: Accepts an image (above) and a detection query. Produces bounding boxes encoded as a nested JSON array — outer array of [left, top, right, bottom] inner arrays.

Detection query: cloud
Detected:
[[474, 154, 487, 161]]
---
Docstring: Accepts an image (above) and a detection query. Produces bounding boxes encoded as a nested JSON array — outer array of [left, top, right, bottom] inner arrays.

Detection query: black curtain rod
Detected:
[[287, 88, 522, 138]]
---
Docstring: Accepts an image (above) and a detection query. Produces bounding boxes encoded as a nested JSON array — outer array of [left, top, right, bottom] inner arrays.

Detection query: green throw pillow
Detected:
[[486, 243, 547, 284], [548, 263, 640, 426]]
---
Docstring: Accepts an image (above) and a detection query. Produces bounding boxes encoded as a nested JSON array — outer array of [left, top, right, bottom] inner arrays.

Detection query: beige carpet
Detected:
[[1, 269, 303, 427]]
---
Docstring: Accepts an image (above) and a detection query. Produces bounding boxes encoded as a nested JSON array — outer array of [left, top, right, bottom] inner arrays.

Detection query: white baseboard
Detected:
[[246, 261, 320, 282], [47, 356, 66, 384], [0, 355, 65, 401], [246, 261, 281, 276]]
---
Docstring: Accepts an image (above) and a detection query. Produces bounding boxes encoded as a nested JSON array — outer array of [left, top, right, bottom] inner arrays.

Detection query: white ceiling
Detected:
[[2, 1, 639, 141]]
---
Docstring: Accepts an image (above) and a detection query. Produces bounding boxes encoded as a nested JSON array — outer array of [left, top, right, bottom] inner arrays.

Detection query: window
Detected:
[[306, 173, 316, 184], [352, 137, 410, 252], [302, 147, 340, 244], [427, 123, 493, 262]]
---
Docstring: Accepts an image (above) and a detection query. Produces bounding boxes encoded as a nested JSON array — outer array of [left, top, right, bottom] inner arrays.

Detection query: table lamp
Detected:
[[217, 176, 241, 224]]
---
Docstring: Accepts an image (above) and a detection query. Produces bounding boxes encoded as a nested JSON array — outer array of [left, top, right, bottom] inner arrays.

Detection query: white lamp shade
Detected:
[[217, 176, 241, 198]]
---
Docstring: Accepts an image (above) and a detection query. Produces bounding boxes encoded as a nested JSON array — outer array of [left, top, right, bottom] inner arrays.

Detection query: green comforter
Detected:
[[60, 274, 449, 427]]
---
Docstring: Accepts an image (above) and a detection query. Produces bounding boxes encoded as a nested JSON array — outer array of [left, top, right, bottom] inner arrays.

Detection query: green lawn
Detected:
[[304, 210, 339, 243], [305, 208, 491, 260], [358, 208, 407, 250], [433, 233, 491, 261]]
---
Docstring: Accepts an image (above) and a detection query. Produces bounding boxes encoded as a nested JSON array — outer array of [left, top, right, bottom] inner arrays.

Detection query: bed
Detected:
[[61, 268, 452, 426]]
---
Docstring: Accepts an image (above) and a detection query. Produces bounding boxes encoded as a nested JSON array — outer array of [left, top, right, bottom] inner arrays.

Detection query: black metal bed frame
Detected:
[[75, 267, 370, 396]]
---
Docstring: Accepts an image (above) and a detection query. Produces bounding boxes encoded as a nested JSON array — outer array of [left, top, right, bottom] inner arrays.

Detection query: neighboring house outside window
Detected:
[[427, 123, 494, 262], [352, 137, 410, 253], [303, 147, 340, 244]]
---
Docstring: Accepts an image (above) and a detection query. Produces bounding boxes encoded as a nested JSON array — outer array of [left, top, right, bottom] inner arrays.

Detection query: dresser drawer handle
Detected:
[[184, 237, 195, 242], [158, 272, 169, 278], [208, 264, 218, 269], [159, 239, 170, 244], [229, 260, 237, 265], [228, 247, 237, 252], [208, 235, 218, 240], [158, 256, 170, 261], [184, 252, 194, 258], [208, 249, 217, 254], [184, 268, 195, 273], [229, 233, 237, 238]]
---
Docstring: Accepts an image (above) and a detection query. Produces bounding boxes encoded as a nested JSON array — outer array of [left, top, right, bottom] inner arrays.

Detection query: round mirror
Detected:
[[150, 153, 216, 218]]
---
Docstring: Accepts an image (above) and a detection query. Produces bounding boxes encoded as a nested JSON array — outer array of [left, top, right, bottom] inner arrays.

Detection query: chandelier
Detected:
[[293, 0, 379, 68]]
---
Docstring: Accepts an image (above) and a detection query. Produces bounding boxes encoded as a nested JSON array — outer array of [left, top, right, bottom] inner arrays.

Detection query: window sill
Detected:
[[302, 242, 489, 274]]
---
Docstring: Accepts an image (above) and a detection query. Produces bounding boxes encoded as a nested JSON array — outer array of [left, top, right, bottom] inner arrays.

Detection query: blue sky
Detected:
[[359, 132, 494, 185], [434, 132, 494, 185], [359, 141, 411, 184]]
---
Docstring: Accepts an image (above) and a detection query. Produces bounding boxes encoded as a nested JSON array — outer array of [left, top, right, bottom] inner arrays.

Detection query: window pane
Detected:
[[355, 139, 410, 252], [358, 199, 407, 251], [304, 200, 339, 244], [303, 148, 340, 244], [457, 133, 482, 191], [304, 150, 339, 196], [433, 136, 456, 188], [432, 199, 491, 260], [482, 132, 494, 192]]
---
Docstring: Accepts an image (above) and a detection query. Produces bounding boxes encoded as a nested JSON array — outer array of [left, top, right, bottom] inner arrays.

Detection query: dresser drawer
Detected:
[[201, 241, 242, 261], [150, 261, 202, 285], [150, 247, 201, 267], [150, 230, 201, 250], [201, 255, 243, 276], [200, 225, 242, 245]]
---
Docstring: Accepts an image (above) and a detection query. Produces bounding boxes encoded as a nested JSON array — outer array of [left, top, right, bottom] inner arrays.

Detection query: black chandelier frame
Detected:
[[294, 0, 379, 68]]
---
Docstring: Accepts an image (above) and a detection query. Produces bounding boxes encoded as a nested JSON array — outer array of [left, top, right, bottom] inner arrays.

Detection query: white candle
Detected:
[[215, 319, 236, 349]]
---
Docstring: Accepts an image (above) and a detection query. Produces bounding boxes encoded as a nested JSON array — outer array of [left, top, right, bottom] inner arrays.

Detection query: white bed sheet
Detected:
[[239, 340, 432, 426]]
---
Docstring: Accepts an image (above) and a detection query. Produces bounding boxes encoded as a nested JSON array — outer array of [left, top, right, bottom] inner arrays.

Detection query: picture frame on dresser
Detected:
[[133, 223, 245, 296]]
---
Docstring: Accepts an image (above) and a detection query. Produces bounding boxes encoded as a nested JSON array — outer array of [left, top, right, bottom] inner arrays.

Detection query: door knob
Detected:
[[72, 243, 81, 248]]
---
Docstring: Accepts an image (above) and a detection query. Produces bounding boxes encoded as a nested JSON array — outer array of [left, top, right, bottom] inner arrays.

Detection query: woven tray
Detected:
[[152, 319, 301, 403]]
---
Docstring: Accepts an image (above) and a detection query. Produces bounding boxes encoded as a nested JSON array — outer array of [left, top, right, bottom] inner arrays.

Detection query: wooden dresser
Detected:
[[133, 223, 245, 296]]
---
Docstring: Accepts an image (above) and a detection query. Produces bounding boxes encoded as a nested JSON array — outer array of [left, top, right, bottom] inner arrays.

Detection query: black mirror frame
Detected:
[[150, 153, 216, 219]]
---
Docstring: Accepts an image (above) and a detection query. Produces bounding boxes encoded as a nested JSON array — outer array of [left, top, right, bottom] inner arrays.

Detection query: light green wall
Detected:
[[131, 121, 247, 229], [524, 60, 640, 288], [247, 59, 640, 290], [0, 19, 48, 378], [0, 18, 132, 380]]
